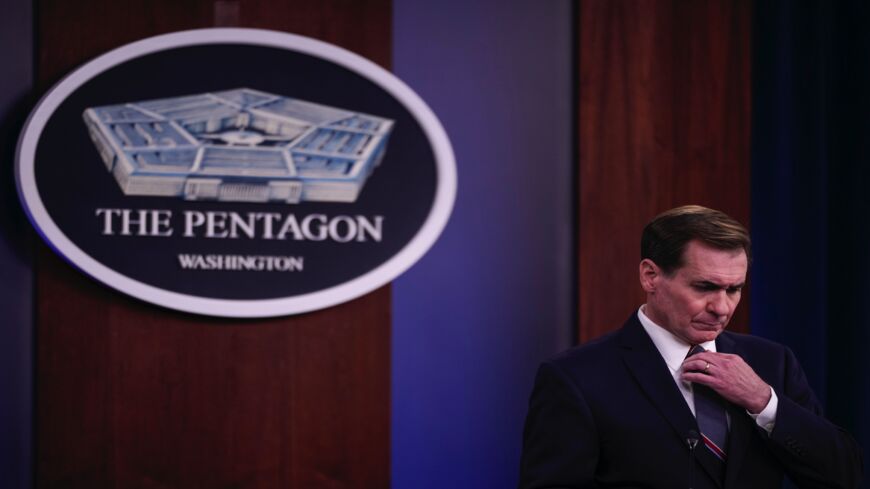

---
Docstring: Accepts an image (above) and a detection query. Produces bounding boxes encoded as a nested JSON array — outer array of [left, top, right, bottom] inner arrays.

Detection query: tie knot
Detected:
[[688, 345, 706, 357]]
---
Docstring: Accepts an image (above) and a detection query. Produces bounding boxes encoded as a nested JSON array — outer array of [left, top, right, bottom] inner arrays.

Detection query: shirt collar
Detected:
[[637, 305, 717, 373]]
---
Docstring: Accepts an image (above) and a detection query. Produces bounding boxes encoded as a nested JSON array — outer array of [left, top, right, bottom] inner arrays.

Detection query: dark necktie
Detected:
[[687, 345, 729, 464]]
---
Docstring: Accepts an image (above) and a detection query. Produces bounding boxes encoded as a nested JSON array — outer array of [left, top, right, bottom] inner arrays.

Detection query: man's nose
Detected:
[[707, 291, 730, 317]]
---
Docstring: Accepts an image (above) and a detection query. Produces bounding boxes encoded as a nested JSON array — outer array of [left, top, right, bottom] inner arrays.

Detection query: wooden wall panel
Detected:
[[35, 1, 391, 488], [578, 0, 752, 342]]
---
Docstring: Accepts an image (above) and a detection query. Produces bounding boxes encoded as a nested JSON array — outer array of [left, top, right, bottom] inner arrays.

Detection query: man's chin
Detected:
[[689, 325, 724, 342]]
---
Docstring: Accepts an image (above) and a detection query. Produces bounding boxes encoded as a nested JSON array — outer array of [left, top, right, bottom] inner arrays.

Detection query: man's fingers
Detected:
[[681, 371, 707, 383], [681, 359, 713, 373], [681, 351, 740, 373], [681, 371, 721, 388], [681, 352, 772, 412], [684, 351, 728, 363]]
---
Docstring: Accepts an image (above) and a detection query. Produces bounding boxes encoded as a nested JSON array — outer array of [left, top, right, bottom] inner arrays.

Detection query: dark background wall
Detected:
[[751, 3, 870, 486], [0, 0, 33, 487]]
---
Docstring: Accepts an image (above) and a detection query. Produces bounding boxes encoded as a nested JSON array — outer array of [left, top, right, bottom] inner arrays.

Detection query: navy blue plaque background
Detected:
[[34, 44, 437, 300]]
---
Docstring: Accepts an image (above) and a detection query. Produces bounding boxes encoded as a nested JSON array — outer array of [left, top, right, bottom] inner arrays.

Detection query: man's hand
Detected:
[[680, 351, 772, 414]]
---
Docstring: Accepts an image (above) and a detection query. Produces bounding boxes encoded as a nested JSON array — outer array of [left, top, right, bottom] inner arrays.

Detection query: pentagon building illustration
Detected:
[[83, 88, 394, 204]]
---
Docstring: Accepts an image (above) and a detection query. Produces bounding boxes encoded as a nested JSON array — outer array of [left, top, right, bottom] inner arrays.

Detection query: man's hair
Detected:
[[641, 205, 751, 275]]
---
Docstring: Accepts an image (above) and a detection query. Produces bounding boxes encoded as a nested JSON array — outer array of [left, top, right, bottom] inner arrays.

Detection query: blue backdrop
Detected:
[[391, 1, 574, 487]]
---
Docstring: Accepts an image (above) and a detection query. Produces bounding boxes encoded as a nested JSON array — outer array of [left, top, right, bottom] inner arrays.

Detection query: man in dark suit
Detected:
[[518, 205, 862, 488]]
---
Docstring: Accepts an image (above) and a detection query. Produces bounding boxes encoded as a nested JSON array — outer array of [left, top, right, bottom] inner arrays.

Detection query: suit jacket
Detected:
[[518, 314, 862, 488]]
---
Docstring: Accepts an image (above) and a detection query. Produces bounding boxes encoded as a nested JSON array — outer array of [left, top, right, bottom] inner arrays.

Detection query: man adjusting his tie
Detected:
[[519, 205, 862, 488]]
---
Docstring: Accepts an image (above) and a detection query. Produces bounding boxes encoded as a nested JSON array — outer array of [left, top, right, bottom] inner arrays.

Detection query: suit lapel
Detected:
[[619, 316, 726, 488], [617, 317, 698, 449]]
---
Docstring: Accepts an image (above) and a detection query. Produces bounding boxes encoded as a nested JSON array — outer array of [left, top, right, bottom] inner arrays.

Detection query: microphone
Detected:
[[687, 429, 700, 489]]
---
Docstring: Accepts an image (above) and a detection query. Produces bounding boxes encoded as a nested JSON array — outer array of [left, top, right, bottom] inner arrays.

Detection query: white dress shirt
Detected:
[[637, 306, 777, 433]]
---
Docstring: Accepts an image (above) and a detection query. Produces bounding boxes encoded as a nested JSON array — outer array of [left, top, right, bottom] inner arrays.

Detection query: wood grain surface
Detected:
[[577, 0, 752, 342], [35, 1, 391, 487]]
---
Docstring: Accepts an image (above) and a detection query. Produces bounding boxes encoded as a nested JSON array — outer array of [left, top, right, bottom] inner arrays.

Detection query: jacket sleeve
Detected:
[[518, 362, 600, 489], [765, 346, 863, 488]]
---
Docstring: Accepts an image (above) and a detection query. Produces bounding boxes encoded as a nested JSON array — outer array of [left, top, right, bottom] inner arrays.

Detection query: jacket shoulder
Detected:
[[719, 330, 791, 357], [545, 328, 623, 372]]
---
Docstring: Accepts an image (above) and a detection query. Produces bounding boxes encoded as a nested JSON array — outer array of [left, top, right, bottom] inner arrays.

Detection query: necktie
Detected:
[[687, 345, 729, 463]]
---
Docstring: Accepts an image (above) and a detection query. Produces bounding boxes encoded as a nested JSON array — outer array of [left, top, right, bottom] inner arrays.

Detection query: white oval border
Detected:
[[16, 28, 456, 318]]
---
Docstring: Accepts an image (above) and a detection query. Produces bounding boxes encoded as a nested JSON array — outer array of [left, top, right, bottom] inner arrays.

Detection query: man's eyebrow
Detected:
[[691, 280, 745, 290]]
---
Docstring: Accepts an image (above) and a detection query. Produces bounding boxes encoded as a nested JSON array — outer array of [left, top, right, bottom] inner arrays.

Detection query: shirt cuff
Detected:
[[747, 386, 777, 434]]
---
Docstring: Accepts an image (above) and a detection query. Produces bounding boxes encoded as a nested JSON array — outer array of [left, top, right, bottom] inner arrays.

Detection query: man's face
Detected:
[[641, 240, 748, 345]]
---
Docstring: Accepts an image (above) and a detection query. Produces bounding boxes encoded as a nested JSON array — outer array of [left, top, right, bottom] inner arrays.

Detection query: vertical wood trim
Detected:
[[577, 0, 752, 343]]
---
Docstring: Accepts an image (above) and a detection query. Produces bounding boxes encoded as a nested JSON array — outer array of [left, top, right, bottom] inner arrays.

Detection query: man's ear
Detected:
[[639, 259, 660, 293]]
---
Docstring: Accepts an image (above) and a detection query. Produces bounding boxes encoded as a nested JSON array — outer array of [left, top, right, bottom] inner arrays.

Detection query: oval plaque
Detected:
[[16, 28, 456, 317]]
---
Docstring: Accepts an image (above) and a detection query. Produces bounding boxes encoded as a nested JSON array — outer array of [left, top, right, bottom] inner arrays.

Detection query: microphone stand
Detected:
[[687, 429, 699, 489]]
